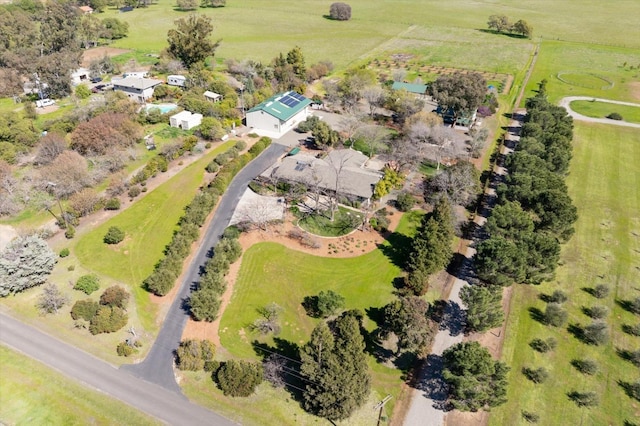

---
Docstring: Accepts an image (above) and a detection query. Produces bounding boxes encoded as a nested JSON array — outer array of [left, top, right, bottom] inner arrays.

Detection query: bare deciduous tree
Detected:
[[236, 195, 283, 231], [34, 133, 67, 165], [362, 85, 386, 117], [251, 303, 282, 335], [263, 354, 287, 388], [37, 282, 69, 314], [354, 124, 390, 157], [40, 150, 92, 198]]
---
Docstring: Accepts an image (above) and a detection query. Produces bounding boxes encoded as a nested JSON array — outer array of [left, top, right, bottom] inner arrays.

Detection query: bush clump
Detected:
[[117, 341, 138, 357], [176, 339, 216, 371], [104, 198, 121, 210], [74, 274, 100, 295], [89, 306, 128, 335], [522, 366, 549, 384], [396, 191, 416, 212], [582, 321, 609, 345], [100, 285, 129, 309], [329, 2, 351, 20], [544, 303, 567, 327], [59, 248, 70, 257], [216, 360, 263, 397], [70, 299, 99, 322], [571, 358, 598, 375], [592, 284, 609, 299], [104, 226, 125, 244], [529, 337, 557, 353], [606, 112, 623, 120]]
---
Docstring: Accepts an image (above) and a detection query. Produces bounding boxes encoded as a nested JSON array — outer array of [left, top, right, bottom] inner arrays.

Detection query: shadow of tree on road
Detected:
[[412, 354, 452, 411]]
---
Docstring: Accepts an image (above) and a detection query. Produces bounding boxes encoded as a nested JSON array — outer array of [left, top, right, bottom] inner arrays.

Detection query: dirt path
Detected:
[[181, 208, 404, 345], [558, 96, 640, 128]]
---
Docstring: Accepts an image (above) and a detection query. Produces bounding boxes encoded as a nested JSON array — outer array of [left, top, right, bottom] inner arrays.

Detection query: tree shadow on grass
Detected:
[[616, 298, 639, 314], [567, 323, 587, 343], [616, 347, 640, 367], [528, 306, 545, 324], [476, 28, 529, 39], [377, 231, 413, 269], [618, 380, 640, 401], [252, 338, 305, 401]]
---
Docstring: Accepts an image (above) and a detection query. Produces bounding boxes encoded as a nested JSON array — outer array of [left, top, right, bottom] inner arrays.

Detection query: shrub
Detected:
[[571, 358, 598, 375], [216, 360, 263, 397], [234, 140, 246, 151], [396, 191, 416, 212], [74, 274, 100, 295], [521, 411, 540, 423], [70, 299, 99, 322], [65, 226, 75, 239], [329, 2, 351, 20], [222, 225, 240, 239], [582, 321, 609, 345], [89, 306, 128, 334], [585, 305, 608, 319], [522, 366, 549, 384], [593, 284, 609, 299], [128, 186, 141, 198], [629, 297, 640, 314], [548, 290, 568, 303], [607, 112, 623, 120], [117, 342, 138, 357], [100, 285, 129, 309], [176, 339, 216, 371], [205, 161, 219, 173], [568, 391, 599, 407], [316, 290, 345, 317], [204, 360, 220, 373], [529, 337, 557, 353], [623, 323, 640, 336], [59, 248, 70, 257], [190, 289, 221, 321], [544, 303, 567, 327], [104, 198, 121, 210], [104, 226, 125, 244]]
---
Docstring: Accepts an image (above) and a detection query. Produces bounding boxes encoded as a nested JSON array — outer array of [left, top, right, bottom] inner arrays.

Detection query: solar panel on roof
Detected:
[[279, 94, 301, 108]]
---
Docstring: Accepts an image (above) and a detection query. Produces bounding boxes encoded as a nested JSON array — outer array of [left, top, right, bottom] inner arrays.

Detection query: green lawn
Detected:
[[298, 206, 363, 237], [570, 100, 640, 124], [184, 211, 421, 424], [0, 346, 159, 426], [521, 41, 640, 105], [491, 123, 640, 425], [74, 141, 234, 330]]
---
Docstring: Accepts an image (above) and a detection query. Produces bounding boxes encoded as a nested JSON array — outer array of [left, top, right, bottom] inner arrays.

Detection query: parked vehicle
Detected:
[[36, 99, 55, 108]]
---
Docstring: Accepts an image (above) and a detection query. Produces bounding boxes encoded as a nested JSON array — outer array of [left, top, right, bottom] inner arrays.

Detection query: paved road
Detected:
[[403, 112, 525, 426], [0, 312, 235, 426], [558, 96, 640, 128], [123, 142, 289, 391]]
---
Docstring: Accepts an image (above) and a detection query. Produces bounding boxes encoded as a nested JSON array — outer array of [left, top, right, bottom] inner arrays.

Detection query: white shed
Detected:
[[203, 90, 222, 102], [170, 110, 203, 130], [167, 75, 186, 87]]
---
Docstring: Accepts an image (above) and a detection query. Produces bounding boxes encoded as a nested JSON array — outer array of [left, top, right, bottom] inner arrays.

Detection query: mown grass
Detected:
[[570, 100, 640, 124], [521, 41, 640, 105], [0, 345, 160, 426], [205, 212, 422, 423], [491, 123, 640, 425], [298, 206, 363, 237], [74, 141, 234, 331]]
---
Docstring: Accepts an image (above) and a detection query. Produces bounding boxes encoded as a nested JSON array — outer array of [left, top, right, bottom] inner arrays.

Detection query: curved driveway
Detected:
[[559, 96, 640, 128], [123, 142, 289, 391]]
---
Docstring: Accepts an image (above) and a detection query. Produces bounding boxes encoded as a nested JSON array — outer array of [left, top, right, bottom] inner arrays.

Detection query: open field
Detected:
[[490, 123, 640, 425], [521, 41, 640, 105], [105, 0, 640, 71], [570, 100, 640, 124], [0, 345, 159, 425], [74, 141, 234, 330], [195, 212, 421, 424]]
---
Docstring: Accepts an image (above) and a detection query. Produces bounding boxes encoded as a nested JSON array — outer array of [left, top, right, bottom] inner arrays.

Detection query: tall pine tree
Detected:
[[300, 314, 370, 421]]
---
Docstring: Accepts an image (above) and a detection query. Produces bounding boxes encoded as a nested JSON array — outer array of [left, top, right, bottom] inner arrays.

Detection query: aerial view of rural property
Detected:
[[1, 0, 639, 425]]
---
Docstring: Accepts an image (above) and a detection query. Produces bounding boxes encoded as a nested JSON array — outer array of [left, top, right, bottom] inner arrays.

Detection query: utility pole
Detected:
[[373, 395, 392, 426]]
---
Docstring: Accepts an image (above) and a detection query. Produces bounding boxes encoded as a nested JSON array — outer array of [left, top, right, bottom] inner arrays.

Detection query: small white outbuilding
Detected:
[[167, 75, 187, 87], [169, 110, 203, 130]]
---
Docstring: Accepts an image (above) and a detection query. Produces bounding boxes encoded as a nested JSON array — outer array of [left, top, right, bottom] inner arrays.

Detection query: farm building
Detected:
[[266, 149, 383, 205], [246, 91, 312, 137], [113, 77, 163, 103], [169, 110, 203, 130], [78, 5, 93, 13], [204, 91, 222, 102], [167, 75, 186, 87], [391, 81, 429, 98]]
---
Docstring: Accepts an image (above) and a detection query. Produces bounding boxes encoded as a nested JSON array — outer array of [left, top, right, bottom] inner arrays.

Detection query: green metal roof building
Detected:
[[246, 91, 312, 136]]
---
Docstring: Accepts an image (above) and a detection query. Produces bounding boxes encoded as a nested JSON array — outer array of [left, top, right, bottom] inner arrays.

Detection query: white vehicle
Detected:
[[36, 99, 55, 108]]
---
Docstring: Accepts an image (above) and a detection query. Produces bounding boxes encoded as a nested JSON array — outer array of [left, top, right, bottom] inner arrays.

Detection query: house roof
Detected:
[[203, 91, 222, 100], [78, 5, 93, 12], [114, 77, 162, 90], [248, 91, 312, 122], [171, 110, 202, 121], [271, 150, 382, 199], [392, 81, 428, 95]]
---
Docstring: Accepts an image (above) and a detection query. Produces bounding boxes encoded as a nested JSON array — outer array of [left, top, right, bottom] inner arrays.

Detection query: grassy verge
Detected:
[[74, 141, 234, 331], [570, 100, 640, 123], [490, 123, 640, 425], [0, 345, 160, 425]]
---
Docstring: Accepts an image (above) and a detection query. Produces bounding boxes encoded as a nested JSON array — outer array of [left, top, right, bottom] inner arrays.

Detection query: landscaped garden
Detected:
[[297, 206, 363, 237]]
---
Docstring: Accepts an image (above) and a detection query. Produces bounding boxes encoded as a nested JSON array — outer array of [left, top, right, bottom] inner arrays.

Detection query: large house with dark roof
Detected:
[[113, 77, 163, 103], [246, 91, 312, 136]]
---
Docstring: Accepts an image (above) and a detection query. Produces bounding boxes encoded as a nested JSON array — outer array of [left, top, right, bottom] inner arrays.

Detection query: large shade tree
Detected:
[[430, 72, 486, 127], [167, 14, 221, 69], [0, 235, 56, 296]]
